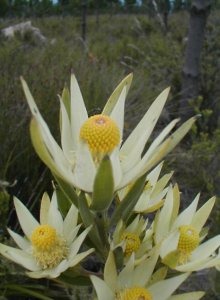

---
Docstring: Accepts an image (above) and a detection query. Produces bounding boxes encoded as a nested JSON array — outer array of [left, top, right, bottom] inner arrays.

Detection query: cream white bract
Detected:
[[90, 250, 204, 300], [0, 192, 93, 278], [21, 74, 195, 192], [154, 185, 220, 272]]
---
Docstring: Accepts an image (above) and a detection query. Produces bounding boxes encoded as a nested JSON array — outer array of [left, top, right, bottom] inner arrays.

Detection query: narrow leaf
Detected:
[[5, 285, 53, 300], [162, 250, 180, 269], [148, 267, 168, 285], [110, 174, 146, 226], [78, 192, 104, 252], [56, 186, 72, 217], [53, 174, 79, 208], [91, 156, 114, 211], [113, 246, 124, 270], [59, 269, 91, 286]]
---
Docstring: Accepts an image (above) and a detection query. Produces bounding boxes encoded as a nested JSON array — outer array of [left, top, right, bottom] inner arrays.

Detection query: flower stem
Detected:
[[95, 211, 109, 258]]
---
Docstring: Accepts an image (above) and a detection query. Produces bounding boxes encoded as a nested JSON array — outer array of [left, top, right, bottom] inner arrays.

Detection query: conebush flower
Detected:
[[118, 162, 172, 213], [90, 250, 204, 300], [80, 114, 120, 156], [0, 192, 93, 278], [111, 215, 153, 260], [154, 185, 220, 272], [21, 74, 195, 193]]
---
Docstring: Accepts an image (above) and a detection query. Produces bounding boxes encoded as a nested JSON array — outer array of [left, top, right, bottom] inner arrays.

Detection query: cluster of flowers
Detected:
[[0, 74, 220, 299]]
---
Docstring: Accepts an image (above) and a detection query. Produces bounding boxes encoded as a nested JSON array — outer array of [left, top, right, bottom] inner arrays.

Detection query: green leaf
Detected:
[[53, 174, 79, 208], [102, 73, 133, 115], [55, 186, 72, 217], [110, 174, 146, 226], [94, 212, 109, 250], [91, 156, 114, 211], [162, 250, 180, 269], [59, 269, 91, 286], [4, 284, 53, 300], [113, 246, 124, 270], [148, 267, 168, 285], [78, 192, 104, 253]]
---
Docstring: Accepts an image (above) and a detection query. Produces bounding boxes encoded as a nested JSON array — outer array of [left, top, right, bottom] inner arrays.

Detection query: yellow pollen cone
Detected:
[[31, 224, 68, 269], [116, 287, 152, 300], [120, 232, 141, 256], [31, 224, 57, 251], [178, 225, 199, 261], [80, 114, 120, 154]]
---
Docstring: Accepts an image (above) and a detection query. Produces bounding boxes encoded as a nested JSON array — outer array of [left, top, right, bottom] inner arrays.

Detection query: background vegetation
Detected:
[[0, 0, 220, 298]]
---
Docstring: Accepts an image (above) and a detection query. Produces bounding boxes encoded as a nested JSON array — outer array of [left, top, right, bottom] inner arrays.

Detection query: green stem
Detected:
[[95, 211, 109, 258]]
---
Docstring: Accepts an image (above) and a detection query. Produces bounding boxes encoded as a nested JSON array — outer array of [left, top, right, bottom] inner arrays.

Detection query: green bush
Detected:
[[0, 187, 10, 242]]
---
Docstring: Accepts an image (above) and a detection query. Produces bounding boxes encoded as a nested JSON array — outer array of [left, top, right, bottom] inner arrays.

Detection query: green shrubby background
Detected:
[[0, 11, 220, 298]]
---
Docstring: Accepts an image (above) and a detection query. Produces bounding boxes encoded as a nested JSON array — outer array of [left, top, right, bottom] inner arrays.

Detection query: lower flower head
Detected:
[[31, 224, 68, 269], [178, 225, 199, 253], [178, 225, 199, 264], [0, 194, 94, 278], [120, 232, 141, 256], [31, 224, 57, 251], [116, 287, 152, 300], [80, 114, 120, 154]]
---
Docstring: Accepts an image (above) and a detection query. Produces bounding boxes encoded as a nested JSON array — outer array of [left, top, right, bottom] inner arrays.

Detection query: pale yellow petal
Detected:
[[148, 273, 190, 300], [154, 186, 174, 244], [168, 291, 205, 300], [91, 275, 114, 300], [40, 192, 50, 224], [14, 197, 39, 239], [191, 197, 215, 233], [104, 251, 117, 291], [121, 88, 170, 173], [110, 86, 126, 141], [70, 73, 88, 147], [102, 73, 133, 115], [59, 97, 75, 159], [7, 228, 30, 250], [172, 193, 200, 229], [0, 243, 39, 271]]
